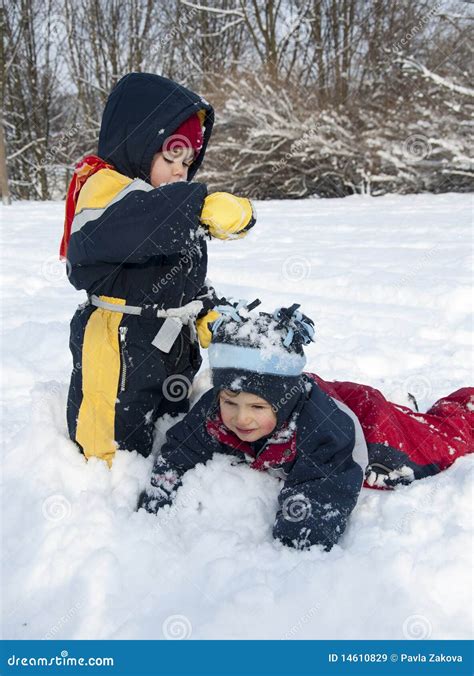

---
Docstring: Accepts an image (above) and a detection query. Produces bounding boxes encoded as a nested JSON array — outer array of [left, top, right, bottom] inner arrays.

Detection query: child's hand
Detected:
[[137, 489, 171, 514], [196, 309, 221, 348], [365, 464, 415, 488], [200, 192, 255, 240]]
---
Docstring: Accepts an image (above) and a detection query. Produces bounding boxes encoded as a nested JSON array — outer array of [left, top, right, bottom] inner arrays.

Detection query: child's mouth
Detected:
[[236, 427, 257, 435]]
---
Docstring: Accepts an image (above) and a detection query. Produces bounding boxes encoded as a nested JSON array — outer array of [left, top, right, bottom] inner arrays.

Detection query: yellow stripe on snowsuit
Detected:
[[71, 168, 153, 235], [76, 295, 126, 466], [76, 169, 133, 212]]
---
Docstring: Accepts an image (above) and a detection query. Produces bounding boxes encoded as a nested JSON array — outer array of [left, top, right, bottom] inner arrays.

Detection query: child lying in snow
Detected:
[[139, 303, 473, 551]]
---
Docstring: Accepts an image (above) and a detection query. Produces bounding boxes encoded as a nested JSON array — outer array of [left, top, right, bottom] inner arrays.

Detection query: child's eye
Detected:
[[223, 399, 236, 406], [164, 157, 191, 168]]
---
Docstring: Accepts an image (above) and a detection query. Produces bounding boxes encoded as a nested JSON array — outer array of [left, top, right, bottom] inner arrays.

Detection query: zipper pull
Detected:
[[119, 326, 128, 393]]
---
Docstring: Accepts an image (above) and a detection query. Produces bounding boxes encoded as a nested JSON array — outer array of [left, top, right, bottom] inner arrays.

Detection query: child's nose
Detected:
[[236, 409, 252, 425]]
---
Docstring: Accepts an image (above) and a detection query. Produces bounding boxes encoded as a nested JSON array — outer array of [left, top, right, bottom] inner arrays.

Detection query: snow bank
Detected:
[[1, 194, 472, 639]]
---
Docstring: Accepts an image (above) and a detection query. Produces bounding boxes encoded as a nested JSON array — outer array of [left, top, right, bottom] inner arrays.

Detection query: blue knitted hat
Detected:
[[208, 303, 315, 426]]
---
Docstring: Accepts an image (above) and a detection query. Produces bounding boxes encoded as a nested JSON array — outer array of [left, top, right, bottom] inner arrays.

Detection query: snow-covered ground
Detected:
[[1, 193, 472, 640]]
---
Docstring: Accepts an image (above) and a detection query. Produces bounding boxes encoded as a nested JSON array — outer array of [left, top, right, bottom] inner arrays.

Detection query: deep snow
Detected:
[[1, 193, 472, 640]]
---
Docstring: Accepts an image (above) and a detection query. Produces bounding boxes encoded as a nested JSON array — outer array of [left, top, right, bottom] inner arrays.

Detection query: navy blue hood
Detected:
[[98, 72, 214, 181]]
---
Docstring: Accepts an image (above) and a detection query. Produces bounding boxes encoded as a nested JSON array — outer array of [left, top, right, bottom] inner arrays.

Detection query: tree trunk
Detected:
[[0, 112, 11, 205]]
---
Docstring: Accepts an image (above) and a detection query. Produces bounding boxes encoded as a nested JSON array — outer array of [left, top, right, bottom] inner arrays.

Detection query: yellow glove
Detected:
[[200, 192, 255, 240], [196, 309, 221, 348]]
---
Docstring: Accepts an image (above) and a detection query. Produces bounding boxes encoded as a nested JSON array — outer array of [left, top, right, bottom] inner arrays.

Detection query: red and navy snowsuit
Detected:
[[310, 375, 474, 485], [140, 375, 473, 550], [65, 74, 216, 465]]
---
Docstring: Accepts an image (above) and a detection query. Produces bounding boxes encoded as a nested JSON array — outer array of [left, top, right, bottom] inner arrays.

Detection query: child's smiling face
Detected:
[[219, 390, 277, 442], [150, 146, 194, 187]]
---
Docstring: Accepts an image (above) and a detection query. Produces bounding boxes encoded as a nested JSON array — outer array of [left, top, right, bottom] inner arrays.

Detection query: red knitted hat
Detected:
[[163, 113, 203, 158]]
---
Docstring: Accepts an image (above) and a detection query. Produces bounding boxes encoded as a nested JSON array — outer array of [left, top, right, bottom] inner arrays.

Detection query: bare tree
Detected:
[[3, 0, 69, 199], [63, 0, 159, 128], [2, 0, 472, 200], [0, 3, 12, 204]]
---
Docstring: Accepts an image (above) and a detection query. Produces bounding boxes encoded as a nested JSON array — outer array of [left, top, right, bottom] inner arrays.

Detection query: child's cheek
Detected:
[[260, 414, 277, 436], [219, 404, 230, 427]]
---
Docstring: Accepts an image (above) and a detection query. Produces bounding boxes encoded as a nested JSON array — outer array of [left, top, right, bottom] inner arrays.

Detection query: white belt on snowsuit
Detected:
[[89, 295, 203, 353]]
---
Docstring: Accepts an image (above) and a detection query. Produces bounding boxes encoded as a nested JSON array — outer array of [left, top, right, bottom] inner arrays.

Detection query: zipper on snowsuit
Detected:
[[119, 326, 128, 392]]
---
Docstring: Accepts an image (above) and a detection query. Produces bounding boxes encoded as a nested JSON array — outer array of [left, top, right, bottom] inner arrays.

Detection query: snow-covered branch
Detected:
[[7, 138, 47, 161], [199, 17, 244, 38], [179, 1, 244, 18], [397, 56, 474, 98]]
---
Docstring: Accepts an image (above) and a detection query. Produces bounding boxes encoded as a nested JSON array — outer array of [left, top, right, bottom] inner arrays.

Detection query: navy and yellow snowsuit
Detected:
[[66, 73, 215, 465]]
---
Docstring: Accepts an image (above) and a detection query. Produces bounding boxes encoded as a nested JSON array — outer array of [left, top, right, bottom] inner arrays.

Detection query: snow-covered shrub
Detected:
[[200, 67, 473, 199]]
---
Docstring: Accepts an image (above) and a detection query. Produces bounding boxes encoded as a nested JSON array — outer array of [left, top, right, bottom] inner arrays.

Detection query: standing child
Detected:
[[139, 303, 473, 551], [61, 73, 255, 466]]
